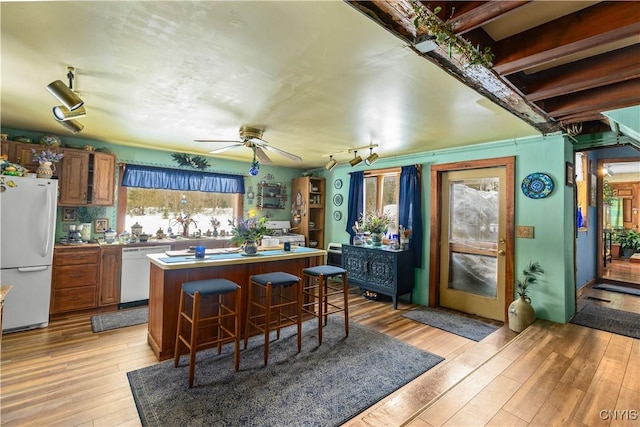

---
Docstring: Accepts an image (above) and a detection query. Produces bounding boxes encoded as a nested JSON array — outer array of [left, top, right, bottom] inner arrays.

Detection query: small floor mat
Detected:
[[593, 283, 640, 297], [570, 303, 640, 339], [402, 307, 500, 341], [91, 307, 148, 333]]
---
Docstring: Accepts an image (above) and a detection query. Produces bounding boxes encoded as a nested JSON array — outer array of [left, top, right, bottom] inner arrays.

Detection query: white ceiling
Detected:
[[1, 1, 542, 169]]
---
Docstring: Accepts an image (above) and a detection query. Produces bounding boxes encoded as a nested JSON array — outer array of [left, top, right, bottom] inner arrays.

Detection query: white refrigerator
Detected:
[[0, 176, 58, 332]]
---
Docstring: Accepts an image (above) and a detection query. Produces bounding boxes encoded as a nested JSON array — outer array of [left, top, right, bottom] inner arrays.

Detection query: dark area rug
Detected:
[[570, 303, 640, 339], [91, 307, 148, 333], [127, 316, 444, 427], [402, 307, 499, 341], [593, 283, 640, 297]]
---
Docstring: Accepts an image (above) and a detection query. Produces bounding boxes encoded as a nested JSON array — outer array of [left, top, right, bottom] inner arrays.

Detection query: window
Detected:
[[363, 168, 400, 235], [123, 188, 240, 236], [117, 165, 243, 235]]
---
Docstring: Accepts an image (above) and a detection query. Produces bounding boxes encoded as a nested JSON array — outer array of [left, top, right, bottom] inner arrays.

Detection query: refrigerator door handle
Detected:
[[42, 186, 54, 257], [17, 266, 49, 272]]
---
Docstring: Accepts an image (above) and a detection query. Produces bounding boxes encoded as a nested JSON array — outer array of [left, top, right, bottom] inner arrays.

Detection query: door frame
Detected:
[[429, 156, 516, 321]]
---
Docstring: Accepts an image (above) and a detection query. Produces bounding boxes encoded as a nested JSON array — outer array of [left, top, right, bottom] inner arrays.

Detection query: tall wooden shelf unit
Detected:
[[291, 177, 325, 249]]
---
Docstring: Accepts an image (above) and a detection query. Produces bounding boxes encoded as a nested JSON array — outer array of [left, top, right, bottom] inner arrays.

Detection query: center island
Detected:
[[146, 246, 327, 360]]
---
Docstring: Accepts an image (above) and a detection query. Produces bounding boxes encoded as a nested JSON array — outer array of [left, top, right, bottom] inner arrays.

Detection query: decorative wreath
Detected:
[[171, 152, 210, 170]]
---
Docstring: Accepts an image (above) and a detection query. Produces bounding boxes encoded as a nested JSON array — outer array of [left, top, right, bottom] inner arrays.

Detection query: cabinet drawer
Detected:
[[51, 286, 97, 313], [54, 249, 99, 266], [53, 265, 98, 288]]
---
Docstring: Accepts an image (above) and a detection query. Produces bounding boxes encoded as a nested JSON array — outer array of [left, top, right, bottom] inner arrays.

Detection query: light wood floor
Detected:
[[2, 284, 639, 427], [602, 258, 640, 285]]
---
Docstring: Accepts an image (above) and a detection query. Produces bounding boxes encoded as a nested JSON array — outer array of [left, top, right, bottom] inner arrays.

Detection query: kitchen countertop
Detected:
[[0, 284, 12, 305], [148, 246, 327, 270]]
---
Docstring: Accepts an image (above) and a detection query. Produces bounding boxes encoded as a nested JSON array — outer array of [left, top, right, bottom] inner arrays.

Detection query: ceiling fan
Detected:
[[195, 125, 302, 165]]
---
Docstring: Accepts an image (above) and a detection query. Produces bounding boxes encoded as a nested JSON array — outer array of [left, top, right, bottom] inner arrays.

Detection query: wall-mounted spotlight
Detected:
[[365, 147, 379, 166], [56, 119, 84, 134], [46, 67, 84, 111], [325, 155, 337, 171], [349, 150, 362, 167], [53, 105, 87, 121]]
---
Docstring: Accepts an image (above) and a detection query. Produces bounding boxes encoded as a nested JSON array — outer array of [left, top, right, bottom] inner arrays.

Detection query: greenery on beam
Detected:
[[412, 2, 494, 67], [171, 152, 210, 170]]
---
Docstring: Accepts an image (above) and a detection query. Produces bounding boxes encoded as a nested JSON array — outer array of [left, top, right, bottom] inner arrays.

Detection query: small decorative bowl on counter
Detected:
[[309, 241, 318, 248]]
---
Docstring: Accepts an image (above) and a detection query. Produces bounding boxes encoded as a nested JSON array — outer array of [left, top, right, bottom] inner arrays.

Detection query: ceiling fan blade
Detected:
[[254, 146, 273, 164], [262, 144, 302, 162], [194, 139, 239, 143], [208, 142, 244, 154]]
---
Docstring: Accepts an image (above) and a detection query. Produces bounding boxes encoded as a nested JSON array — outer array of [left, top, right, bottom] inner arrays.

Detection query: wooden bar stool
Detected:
[[244, 272, 302, 366], [174, 278, 241, 388], [301, 265, 349, 345]]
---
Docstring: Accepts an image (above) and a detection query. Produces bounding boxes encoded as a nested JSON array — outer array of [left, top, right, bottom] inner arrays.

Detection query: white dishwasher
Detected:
[[120, 245, 171, 305]]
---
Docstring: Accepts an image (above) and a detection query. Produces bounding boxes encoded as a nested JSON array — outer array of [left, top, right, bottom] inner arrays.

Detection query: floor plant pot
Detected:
[[508, 296, 536, 333]]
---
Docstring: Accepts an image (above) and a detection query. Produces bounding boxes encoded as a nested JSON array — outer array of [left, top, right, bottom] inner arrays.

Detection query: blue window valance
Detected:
[[121, 164, 245, 194]]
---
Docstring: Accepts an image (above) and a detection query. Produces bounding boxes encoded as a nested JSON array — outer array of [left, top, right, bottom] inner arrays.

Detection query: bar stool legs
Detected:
[[174, 279, 241, 388], [302, 265, 349, 345], [244, 272, 302, 366]]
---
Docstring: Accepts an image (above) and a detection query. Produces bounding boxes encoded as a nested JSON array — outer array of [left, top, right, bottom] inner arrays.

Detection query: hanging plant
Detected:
[[171, 152, 210, 170], [412, 2, 494, 67]]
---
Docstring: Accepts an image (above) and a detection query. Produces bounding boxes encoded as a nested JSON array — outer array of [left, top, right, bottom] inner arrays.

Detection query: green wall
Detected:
[[3, 127, 576, 323], [319, 134, 576, 324]]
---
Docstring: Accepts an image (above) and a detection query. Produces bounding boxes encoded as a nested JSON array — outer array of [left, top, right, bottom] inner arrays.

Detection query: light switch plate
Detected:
[[516, 225, 534, 238]]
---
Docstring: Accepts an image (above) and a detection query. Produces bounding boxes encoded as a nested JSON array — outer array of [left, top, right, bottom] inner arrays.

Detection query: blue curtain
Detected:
[[345, 171, 364, 244], [399, 165, 423, 268], [121, 164, 245, 193]]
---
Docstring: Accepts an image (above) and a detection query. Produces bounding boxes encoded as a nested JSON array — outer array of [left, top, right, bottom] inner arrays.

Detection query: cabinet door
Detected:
[[58, 150, 89, 205], [367, 250, 396, 292], [14, 143, 59, 173], [342, 246, 368, 285], [92, 152, 115, 205], [99, 246, 121, 306]]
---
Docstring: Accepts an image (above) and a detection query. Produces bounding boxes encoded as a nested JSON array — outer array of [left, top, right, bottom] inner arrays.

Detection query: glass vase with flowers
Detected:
[[359, 211, 392, 246], [228, 213, 268, 255], [172, 213, 198, 237]]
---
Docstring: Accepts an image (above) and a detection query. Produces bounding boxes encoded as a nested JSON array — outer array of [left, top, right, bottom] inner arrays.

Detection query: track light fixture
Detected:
[[349, 150, 362, 167], [365, 147, 379, 166], [56, 119, 84, 134], [46, 67, 84, 111], [325, 155, 337, 171], [53, 105, 87, 121]]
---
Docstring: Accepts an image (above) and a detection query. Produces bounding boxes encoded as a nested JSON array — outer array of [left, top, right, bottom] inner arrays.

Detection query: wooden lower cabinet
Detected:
[[342, 244, 414, 309], [51, 246, 99, 314], [99, 246, 121, 306]]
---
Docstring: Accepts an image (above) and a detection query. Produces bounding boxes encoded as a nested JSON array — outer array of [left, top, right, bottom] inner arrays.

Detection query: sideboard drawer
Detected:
[[51, 286, 98, 313], [53, 265, 98, 288]]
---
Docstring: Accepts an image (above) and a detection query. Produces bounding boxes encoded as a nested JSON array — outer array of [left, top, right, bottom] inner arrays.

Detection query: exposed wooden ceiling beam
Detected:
[[445, 1, 532, 34], [513, 44, 640, 101], [541, 79, 640, 119], [493, 2, 640, 75]]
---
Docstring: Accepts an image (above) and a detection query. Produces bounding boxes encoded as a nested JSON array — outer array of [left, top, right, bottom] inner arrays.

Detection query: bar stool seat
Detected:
[[244, 272, 302, 366], [174, 278, 241, 388], [302, 265, 349, 345]]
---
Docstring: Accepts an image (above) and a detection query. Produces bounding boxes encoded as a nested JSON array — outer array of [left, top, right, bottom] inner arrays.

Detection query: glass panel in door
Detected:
[[439, 167, 506, 320]]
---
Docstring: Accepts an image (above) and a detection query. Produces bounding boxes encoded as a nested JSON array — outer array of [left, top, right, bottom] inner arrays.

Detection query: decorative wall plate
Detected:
[[521, 173, 554, 199], [334, 179, 343, 189], [333, 193, 343, 206], [333, 210, 342, 221]]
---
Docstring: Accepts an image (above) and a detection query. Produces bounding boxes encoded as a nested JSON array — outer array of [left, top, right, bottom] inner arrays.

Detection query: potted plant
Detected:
[[619, 230, 640, 258], [611, 230, 621, 259], [75, 206, 100, 242], [228, 214, 268, 255], [359, 211, 392, 247], [508, 261, 544, 333]]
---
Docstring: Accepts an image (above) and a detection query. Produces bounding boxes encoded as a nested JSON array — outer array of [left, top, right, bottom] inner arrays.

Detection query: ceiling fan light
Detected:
[[325, 155, 337, 171], [53, 105, 86, 121], [365, 152, 379, 166], [55, 118, 84, 134], [46, 79, 84, 111]]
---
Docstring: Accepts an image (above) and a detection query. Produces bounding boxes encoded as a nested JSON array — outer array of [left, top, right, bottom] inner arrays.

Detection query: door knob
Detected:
[[498, 250, 505, 256]]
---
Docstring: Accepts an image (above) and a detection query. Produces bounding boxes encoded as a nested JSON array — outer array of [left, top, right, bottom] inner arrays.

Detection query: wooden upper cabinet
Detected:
[[2, 140, 61, 173], [58, 148, 115, 206]]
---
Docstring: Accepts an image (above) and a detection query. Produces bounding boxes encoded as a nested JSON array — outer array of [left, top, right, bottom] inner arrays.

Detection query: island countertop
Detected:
[[147, 246, 327, 270], [146, 246, 327, 360]]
